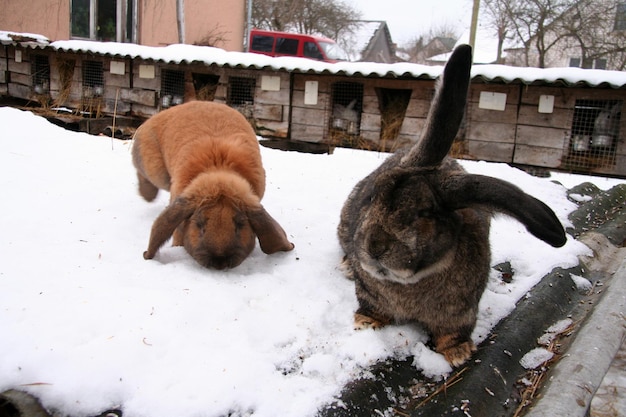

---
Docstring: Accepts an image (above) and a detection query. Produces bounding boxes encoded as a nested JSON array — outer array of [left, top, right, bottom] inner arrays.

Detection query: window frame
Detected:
[[71, 0, 136, 43], [614, 1, 626, 31]]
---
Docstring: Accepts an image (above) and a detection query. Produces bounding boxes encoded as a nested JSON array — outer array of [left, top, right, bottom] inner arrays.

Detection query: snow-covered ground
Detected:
[[0, 106, 623, 417]]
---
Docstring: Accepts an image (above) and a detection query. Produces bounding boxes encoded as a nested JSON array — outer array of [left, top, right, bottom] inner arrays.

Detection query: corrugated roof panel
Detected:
[[1, 34, 622, 88]]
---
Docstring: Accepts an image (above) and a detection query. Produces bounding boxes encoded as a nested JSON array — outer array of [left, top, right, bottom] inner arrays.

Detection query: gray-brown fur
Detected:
[[337, 45, 566, 366]]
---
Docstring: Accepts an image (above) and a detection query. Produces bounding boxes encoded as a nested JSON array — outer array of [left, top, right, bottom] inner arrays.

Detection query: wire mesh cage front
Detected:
[[82, 60, 104, 97], [227, 76, 256, 119], [160, 69, 185, 108], [81, 60, 104, 116], [31, 54, 50, 95], [565, 99, 622, 170], [328, 81, 364, 147]]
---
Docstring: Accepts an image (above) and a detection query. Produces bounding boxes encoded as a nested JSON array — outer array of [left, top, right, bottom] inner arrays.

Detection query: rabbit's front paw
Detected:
[[339, 256, 355, 280], [435, 334, 477, 367], [354, 313, 389, 330]]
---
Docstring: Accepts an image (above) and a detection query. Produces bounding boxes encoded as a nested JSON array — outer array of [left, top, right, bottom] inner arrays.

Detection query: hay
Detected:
[[53, 58, 75, 109]]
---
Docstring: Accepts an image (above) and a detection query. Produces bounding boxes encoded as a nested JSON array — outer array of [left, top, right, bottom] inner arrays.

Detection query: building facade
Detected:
[[0, 0, 246, 51]]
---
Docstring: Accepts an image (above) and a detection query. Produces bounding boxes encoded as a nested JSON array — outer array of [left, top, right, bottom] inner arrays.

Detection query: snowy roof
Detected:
[[3, 30, 626, 89], [0, 30, 49, 47]]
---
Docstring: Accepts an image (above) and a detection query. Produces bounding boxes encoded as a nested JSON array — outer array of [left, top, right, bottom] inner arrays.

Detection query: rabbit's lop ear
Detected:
[[441, 174, 567, 247], [143, 197, 196, 259], [247, 206, 295, 254], [401, 44, 472, 168]]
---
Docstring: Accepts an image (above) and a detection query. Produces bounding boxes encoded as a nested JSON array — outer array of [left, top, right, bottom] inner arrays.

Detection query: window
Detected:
[[569, 57, 608, 70], [275, 38, 299, 55], [304, 42, 323, 60], [250, 35, 274, 52], [594, 59, 607, 70], [71, 0, 135, 42], [615, 2, 626, 30]]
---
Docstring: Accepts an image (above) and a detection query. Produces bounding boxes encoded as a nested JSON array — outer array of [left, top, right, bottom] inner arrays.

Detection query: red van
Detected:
[[248, 29, 348, 62]]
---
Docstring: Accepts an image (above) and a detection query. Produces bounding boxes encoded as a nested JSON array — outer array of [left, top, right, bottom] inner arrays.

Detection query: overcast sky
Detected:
[[353, 0, 475, 45]]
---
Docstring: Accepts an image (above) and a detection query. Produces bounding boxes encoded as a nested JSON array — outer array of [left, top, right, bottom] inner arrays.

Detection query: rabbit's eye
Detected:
[[417, 209, 433, 218], [234, 213, 247, 231]]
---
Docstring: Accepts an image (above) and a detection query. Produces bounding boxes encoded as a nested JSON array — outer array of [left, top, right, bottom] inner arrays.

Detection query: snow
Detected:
[[0, 106, 624, 417], [570, 274, 593, 292], [568, 193, 594, 203], [0, 30, 49, 45], [46, 37, 626, 88], [520, 348, 554, 370], [538, 319, 574, 346]]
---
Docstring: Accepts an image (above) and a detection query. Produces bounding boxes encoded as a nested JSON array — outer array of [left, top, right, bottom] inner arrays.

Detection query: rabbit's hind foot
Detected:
[[435, 334, 477, 367], [354, 313, 390, 330]]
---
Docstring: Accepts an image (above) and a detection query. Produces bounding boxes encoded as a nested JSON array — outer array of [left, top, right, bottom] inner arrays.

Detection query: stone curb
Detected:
[[525, 251, 626, 417]]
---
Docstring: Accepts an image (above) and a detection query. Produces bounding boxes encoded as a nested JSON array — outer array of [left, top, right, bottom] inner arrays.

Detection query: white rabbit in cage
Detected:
[[591, 102, 621, 147], [332, 98, 359, 133]]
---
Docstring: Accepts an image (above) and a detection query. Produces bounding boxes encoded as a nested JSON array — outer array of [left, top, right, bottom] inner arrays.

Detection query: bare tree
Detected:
[[251, 0, 362, 40], [482, 0, 515, 63], [505, 0, 572, 67], [558, 0, 626, 70], [482, 0, 626, 69]]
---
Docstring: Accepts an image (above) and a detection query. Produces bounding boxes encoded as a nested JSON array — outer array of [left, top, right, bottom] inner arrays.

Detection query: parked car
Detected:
[[248, 29, 348, 62]]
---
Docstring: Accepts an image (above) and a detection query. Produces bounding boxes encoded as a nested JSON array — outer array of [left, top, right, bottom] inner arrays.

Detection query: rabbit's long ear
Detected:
[[143, 197, 196, 259], [440, 174, 567, 247], [247, 206, 294, 254], [401, 44, 472, 168]]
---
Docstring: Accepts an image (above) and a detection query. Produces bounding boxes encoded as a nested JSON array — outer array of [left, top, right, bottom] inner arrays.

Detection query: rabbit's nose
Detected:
[[210, 255, 233, 270], [367, 230, 390, 259]]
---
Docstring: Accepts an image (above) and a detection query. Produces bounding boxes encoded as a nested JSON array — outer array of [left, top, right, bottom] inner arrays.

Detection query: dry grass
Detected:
[[53, 58, 75, 109], [392, 366, 469, 416], [511, 320, 580, 417]]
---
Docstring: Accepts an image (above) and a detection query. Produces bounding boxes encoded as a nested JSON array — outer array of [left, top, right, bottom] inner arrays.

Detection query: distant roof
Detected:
[[342, 20, 391, 62], [2, 30, 626, 89], [429, 22, 504, 65]]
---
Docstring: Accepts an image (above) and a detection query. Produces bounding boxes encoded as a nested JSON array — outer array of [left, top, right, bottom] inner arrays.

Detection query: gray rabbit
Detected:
[[337, 45, 567, 367]]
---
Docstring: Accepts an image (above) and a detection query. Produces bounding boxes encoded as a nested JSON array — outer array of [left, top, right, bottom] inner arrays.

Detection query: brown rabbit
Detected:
[[337, 45, 566, 366], [132, 101, 294, 270]]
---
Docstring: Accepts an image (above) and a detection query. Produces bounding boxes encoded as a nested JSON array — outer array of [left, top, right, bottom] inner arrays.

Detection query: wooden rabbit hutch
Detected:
[[457, 82, 625, 177], [1, 32, 625, 177], [516, 86, 624, 177], [119, 58, 291, 138], [2, 46, 54, 106], [0, 45, 6, 96], [291, 73, 437, 152]]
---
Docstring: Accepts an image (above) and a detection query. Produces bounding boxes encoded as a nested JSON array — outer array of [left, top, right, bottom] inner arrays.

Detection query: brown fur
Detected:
[[132, 101, 293, 269]]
